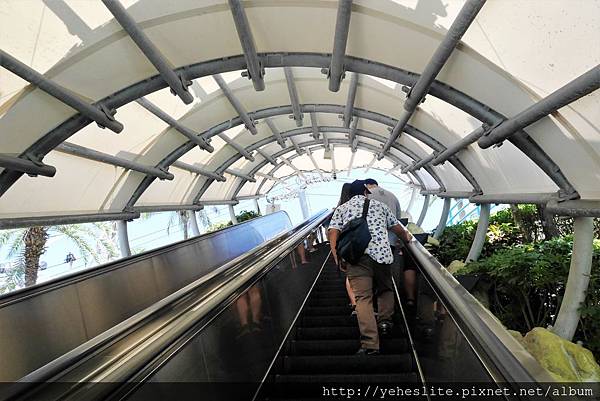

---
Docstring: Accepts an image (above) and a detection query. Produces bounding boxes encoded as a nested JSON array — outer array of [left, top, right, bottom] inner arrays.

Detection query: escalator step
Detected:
[[290, 338, 408, 355], [313, 284, 345, 291], [303, 306, 351, 316], [300, 315, 357, 327], [314, 281, 345, 287], [274, 372, 418, 383], [310, 290, 349, 298], [308, 297, 349, 306], [296, 326, 359, 340], [283, 354, 413, 374]]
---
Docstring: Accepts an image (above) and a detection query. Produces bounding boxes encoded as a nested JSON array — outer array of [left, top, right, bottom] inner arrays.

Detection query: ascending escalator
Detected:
[[258, 255, 419, 400], [4, 211, 560, 401]]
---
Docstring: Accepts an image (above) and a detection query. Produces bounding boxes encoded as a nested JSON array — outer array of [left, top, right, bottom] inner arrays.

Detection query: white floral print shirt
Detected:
[[329, 195, 400, 264]]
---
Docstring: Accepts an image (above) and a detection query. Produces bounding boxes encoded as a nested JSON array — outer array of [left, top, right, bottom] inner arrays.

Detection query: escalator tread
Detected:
[[260, 259, 419, 400]]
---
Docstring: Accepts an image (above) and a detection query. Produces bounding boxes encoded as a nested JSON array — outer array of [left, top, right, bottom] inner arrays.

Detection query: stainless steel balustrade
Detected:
[[0, 211, 292, 382], [405, 236, 555, 384], [12, 210, 331, 401]]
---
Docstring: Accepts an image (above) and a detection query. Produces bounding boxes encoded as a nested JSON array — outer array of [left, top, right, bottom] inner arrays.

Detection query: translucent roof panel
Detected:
[[0, 0, 598, 223]]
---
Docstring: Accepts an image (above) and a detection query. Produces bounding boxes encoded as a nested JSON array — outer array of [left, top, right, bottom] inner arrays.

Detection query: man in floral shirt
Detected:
[[328, 180, 412, 355]]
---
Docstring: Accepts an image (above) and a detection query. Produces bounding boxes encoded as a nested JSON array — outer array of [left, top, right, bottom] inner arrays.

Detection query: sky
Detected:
[[0, 167, 481, 291]]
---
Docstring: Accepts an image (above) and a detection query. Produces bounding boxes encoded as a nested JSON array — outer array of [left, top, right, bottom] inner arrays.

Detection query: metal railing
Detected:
[[10, 210, 330, 401], [405, 236, 556, 388]]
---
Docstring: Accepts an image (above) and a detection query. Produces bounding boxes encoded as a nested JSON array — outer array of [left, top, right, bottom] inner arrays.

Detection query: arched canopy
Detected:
[[0, 0, 598, 226]]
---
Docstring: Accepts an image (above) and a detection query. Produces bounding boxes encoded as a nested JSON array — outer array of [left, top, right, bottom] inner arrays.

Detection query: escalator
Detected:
[[263, 257, 417, 392], [1, 211, 560, 401]]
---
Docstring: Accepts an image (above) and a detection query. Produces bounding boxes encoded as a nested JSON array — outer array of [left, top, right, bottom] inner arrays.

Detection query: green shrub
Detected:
[[236, 210, 261, 223], [206, 210, 261, 233], [458, 237, 600, 358]]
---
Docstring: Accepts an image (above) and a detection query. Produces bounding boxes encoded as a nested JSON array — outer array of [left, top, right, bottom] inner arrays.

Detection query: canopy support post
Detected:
[[229, 205, 238, 224], [466, 203, 490, 263], [253, 198, 261, 214], [189, 210, 201, 236], [553, 217, 594, 341], [117, 220, 132, 258], [299, 190, 310, 220], [416, 194, 430, 227], [434, 197, 452, 239]]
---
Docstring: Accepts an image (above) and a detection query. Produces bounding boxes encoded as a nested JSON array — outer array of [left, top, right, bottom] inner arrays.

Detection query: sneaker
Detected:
[[378, 320, 394, 337], [355, 348, 380, 356]]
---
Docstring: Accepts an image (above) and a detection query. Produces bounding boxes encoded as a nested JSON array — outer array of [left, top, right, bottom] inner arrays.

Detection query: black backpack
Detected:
[[336, 199, 372, 265]]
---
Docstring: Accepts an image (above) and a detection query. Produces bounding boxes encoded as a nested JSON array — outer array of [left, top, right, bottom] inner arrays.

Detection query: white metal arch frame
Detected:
[[0, 53, 578, 203], [186, 125, 447, 205], [238, 143, 423, 200], [184, 132, 434, 208], [0, 0, 598, 226], [123, 102, 480, 209]]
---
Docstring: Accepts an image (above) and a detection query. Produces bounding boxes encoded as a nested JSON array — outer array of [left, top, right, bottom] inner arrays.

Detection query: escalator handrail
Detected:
[[13, 210, 331, 400], [405, 236, 556, 385], [0, 211, 292, 308]]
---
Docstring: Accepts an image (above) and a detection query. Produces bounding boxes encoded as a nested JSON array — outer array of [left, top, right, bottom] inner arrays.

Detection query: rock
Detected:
[[522, 327, 600, 382], [447, 260, 466, 274], [406, 223, 425, 234], [508, 330, 524, 346], [427, 236, 440, 247]]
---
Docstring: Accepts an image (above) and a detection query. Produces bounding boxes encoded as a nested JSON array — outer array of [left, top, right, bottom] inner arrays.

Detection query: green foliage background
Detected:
[[432, 206, 600, 358], [206, 210, 261, 233]]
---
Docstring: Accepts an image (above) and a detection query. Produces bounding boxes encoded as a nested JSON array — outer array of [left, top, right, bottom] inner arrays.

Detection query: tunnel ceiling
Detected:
[[0, 0, 599, 225]]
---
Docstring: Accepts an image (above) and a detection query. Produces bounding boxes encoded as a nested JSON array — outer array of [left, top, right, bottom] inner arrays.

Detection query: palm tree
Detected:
[[167, 211, 191, 240], [0, 222, 118, 293]]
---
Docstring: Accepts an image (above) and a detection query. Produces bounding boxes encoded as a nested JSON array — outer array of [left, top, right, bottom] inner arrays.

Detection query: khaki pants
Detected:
[[346, 254, 394, 350]]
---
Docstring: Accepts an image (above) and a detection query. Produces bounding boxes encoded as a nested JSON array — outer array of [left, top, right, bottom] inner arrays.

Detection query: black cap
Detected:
[[349, 180, 371, 197], [364, 178, 378, 186]]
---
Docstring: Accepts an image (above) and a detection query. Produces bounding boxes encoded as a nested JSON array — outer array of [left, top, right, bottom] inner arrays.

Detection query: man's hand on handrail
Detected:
[[391, 224, 413, 243]]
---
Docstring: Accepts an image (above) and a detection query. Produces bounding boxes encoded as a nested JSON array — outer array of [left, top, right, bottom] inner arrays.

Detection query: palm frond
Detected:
[[6, 230, 27, 258]]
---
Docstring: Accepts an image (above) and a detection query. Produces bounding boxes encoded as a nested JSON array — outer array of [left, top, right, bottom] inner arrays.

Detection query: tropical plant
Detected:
[[457, 237, 600, 357], [236, 210, 261, 223], [0, 222, 118, 294], [206, 210, 261, 233]]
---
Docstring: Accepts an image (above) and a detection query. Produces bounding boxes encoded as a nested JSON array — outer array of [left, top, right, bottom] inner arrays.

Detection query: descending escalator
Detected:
[[259, 254, 419, 400]]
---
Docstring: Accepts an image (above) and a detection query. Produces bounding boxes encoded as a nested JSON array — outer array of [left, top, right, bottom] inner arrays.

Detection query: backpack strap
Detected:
[[362, 198, 370, 218]]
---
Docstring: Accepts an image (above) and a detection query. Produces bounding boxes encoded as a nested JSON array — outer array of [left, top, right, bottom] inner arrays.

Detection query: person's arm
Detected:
[[328, 207, 344, 266], [328, 228, 340, 265], [384, 203, 412, 243], [391, 224, 412, 243]]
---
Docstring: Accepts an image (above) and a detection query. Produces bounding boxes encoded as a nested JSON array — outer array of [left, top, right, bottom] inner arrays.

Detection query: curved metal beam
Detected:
[[207, 130, 433, 203], [0, 53, 574, 203], [248, 141, 424, 199], [125, 104, 473, 208]]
